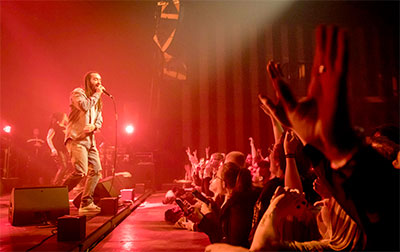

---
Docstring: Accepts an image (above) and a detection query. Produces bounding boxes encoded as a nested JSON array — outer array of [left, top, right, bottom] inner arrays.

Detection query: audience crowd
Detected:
[[163, 25, 399, 251]]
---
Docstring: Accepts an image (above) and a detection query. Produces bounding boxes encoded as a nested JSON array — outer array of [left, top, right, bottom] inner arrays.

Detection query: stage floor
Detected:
[[0, 189, 210, 252], [92, 192, 210, 252]]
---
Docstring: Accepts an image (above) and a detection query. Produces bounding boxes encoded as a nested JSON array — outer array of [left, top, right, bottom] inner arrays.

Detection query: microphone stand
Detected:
[[107, 95, 118, 197]]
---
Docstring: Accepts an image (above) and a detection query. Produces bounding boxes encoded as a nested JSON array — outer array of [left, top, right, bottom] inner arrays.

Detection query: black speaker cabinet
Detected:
[[9, 186, 70, 226], [132, 162, 155, 187], [99, 197, 119, 215], [57, 215, 86, 241], [72, 175, 133, 208]]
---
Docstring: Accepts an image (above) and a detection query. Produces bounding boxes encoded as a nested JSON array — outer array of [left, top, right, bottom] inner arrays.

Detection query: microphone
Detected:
[[102, 89, 113, 98], [98, 85, 113, 98]]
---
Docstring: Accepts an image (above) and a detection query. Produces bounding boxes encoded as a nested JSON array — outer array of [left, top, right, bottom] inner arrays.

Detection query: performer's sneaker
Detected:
[[79, 202, 101, 214]]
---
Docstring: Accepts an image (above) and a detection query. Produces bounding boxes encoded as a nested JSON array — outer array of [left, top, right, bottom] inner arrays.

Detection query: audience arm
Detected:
[[283, 131, 303, 193]]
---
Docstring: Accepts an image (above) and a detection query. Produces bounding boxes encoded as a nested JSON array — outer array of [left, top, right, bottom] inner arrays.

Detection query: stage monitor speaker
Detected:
[[72, 175, 133, 208], [57, 215, 86, 241], [9, 186, 70, 226]]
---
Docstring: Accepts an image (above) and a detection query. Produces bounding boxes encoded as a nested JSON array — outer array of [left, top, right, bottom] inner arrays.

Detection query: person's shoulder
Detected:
[[263, 177, 283, 188], [269, 177, 284, 185], [70, 87, 86, 97], [71, 87, 85, 94], [259, 178, 283, 196], [229, 192, 245, 203], [233, 189, 258, 202]]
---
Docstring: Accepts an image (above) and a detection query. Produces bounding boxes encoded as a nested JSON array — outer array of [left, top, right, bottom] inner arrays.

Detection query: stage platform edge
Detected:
[[29, 189, 153, 252]]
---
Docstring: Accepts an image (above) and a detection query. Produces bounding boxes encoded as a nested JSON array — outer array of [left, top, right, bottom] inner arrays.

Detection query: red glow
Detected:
[[125, 125, 134, 134], [3, 125, 11, 133]]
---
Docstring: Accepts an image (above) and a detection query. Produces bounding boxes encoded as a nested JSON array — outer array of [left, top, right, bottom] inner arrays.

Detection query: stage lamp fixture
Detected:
[[3, 125, 11, 134], [125, 125, 135, 134]]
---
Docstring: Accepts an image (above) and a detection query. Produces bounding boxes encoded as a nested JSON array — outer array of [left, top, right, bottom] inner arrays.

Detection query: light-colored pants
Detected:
[[63, 141, 102, 207]]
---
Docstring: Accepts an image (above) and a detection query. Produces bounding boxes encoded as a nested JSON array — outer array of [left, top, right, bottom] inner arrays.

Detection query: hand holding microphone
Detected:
[[96, 84, 113, 98]]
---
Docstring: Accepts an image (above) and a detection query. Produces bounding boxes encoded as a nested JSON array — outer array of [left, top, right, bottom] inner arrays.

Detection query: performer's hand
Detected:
[[96, 84, 105, 94], [50, 148, 58, 156], [84, 124, 96, 133]]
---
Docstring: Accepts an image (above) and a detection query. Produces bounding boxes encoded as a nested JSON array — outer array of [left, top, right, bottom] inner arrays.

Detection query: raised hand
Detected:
[[249, 137, 254, 144], [283, 130, 301, 155], [313, 177, 331, 199], [186, 147, 191, 156], [259, 25, 358, 166]]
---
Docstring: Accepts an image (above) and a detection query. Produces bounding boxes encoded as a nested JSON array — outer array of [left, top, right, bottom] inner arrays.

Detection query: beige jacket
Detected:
[[65, 88, 103, 148]]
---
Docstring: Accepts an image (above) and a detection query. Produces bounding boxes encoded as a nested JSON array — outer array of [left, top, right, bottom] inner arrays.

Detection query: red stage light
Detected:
[[125, 125, 134, 134], [3, 125, 11, 133]]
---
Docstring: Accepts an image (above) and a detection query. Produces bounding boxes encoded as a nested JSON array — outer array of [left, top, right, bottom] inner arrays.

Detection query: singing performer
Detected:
[[63, 71, 105, 213]]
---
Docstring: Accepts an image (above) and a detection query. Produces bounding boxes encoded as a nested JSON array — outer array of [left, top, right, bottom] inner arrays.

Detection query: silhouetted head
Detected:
[[222, 162, 240, 189], [225, 151, 246, 168]]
